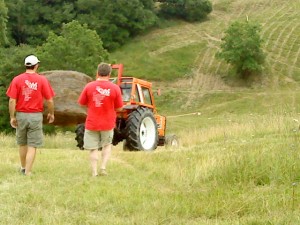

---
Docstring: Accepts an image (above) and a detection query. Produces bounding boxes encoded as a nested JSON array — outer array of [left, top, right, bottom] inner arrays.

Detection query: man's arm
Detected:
[[46, 98, 55, 123], [9, 98, 16, 118], [8, 98, 17, 128], [115, 107, 123, 112]]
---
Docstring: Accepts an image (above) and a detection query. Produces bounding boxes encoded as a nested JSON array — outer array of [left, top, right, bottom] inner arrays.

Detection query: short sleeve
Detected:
[[6, 78, 18, 99]]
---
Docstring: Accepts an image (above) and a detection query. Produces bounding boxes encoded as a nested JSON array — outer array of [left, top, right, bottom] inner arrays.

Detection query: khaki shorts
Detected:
[[16, 112, 43, 147], [83, 129, 114, 150]]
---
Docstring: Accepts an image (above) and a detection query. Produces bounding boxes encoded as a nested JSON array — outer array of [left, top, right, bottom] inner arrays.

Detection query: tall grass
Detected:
[[1, 109, 300, 224], [1, 0, 300, 222]]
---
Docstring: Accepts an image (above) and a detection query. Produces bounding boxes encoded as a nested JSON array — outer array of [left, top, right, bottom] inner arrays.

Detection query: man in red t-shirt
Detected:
[[78, 63, 123, 177], [6, 55, 55, 176]]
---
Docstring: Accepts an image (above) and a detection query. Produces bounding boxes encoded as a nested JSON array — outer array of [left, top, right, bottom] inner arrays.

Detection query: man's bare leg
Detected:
[[19, 145, 28, 170], [100, 144, 112, 175], [90, 149, 99, 176], [25, 146, 36, 176]]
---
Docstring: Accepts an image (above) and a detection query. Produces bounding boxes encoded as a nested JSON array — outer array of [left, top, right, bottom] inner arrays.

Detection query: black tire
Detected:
[[122, 140, 130, 151], [75, 123, 85, 150], [165, 134, 179, 148], [125, 107, 158, 151], [112, 128, 123, 146]]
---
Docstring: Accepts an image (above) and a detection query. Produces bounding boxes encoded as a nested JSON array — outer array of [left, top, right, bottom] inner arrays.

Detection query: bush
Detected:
[[159, 0, 212, 21], [37, 20, 109, 77], [216, 20, 266, 79]]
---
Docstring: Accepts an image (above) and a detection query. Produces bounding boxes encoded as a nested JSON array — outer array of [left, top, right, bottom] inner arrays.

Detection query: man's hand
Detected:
[[46, 99, 54, 124], [47, 113, 55, 123], [10, 117, 18, 128], [8, 98, 17, 128]]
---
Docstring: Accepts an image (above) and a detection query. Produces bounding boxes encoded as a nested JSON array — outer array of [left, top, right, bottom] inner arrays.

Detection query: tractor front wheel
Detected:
[[125, 107, 158, 151]]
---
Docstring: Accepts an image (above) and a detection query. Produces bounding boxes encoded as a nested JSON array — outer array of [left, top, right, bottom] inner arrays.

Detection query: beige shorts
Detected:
[[16, 112, 43, 147], [83, 129, 114, 150]]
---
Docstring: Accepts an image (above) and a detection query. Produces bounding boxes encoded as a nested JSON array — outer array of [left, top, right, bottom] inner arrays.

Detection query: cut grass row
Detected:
[[110, 0, 300, 87], [1, 109, 300, 224]]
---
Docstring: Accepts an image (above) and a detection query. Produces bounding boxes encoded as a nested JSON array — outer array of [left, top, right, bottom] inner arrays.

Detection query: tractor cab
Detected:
[[109, 64, 166, 150], [110, 64, 156, 111]]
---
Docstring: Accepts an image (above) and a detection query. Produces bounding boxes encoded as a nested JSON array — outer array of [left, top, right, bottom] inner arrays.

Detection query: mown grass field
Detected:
[[1, 0, 300, 224], [2, 88, 300, 224]]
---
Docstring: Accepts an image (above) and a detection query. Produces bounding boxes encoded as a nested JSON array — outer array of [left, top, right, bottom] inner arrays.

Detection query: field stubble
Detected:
[[1, 110, 300, 224]]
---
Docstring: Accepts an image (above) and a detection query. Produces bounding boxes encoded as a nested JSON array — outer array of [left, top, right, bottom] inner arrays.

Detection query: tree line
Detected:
[[3, 0, 213, 50]]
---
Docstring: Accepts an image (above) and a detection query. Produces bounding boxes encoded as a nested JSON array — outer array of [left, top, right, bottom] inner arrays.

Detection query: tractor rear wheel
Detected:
[[125, 107, 158, 151]]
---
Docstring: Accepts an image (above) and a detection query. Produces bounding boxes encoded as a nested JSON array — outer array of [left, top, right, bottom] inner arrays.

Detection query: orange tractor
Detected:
[[75, 64, 169, 151]]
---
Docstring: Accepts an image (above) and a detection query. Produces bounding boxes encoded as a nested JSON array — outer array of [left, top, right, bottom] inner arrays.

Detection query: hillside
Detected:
[[110, 0, 300, 96]]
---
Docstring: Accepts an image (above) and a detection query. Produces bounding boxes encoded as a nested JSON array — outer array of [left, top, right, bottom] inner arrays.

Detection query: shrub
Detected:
[[158, 0, 212, 22], [216, 20, 266, 79]]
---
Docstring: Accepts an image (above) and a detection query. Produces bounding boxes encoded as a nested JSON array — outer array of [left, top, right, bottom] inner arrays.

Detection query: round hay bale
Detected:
[[41, 70, 93, 126]]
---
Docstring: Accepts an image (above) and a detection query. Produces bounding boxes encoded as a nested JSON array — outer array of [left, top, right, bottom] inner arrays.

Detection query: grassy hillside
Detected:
[[110, 0, 300, 87], [110, 0, 300, 115]]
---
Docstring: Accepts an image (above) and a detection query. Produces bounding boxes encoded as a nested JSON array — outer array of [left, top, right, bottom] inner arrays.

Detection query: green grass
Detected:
[[110, 34, 205, 81], [1, 86, 300, 225], [2, 107, 300, 224], [2, 88, 300, 224], [2, 0, 300, 224]]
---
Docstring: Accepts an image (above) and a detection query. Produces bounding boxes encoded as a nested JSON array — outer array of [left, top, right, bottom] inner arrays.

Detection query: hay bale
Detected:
[[41, 70, 93, 126]]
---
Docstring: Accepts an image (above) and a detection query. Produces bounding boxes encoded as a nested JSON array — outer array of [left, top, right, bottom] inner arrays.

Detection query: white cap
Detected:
[[24, 55, 40, 66]]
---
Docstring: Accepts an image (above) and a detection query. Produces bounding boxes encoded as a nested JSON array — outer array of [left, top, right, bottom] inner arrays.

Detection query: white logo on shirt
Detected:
[[96, 87, 110, 96], [25, 80, 38, 90], [22, 80, 38, 101], [93, 86, 111, 107]]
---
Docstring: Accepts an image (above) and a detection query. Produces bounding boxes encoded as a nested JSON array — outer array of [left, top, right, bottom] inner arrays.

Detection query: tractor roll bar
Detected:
[[111, 64, 124, 86]]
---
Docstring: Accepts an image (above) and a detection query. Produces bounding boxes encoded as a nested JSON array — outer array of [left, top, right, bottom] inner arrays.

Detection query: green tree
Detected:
[[158, 0, 212, 22], [0, 0, 8, 46], [6, 0, 76, 46], [6, 0, 157, 50], [216, 20, 266, 78], [184, 0, 213, 21], [75, 0, 157, 50], [37, 20, 109, 76]]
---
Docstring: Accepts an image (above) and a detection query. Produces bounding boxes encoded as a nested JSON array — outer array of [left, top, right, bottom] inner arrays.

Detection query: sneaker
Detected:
[[20, 168, 25, 175], [99, 169, 107, 176]]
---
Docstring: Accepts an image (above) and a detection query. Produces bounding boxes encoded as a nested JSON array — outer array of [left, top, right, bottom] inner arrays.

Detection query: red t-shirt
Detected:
[[6, 72, 55, 112], [78, 80, 123, 131]]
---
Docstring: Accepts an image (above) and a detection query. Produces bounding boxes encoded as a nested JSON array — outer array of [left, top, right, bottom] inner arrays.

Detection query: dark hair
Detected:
[[97, 63, 112, 76], [25, 65, 36, 70]]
